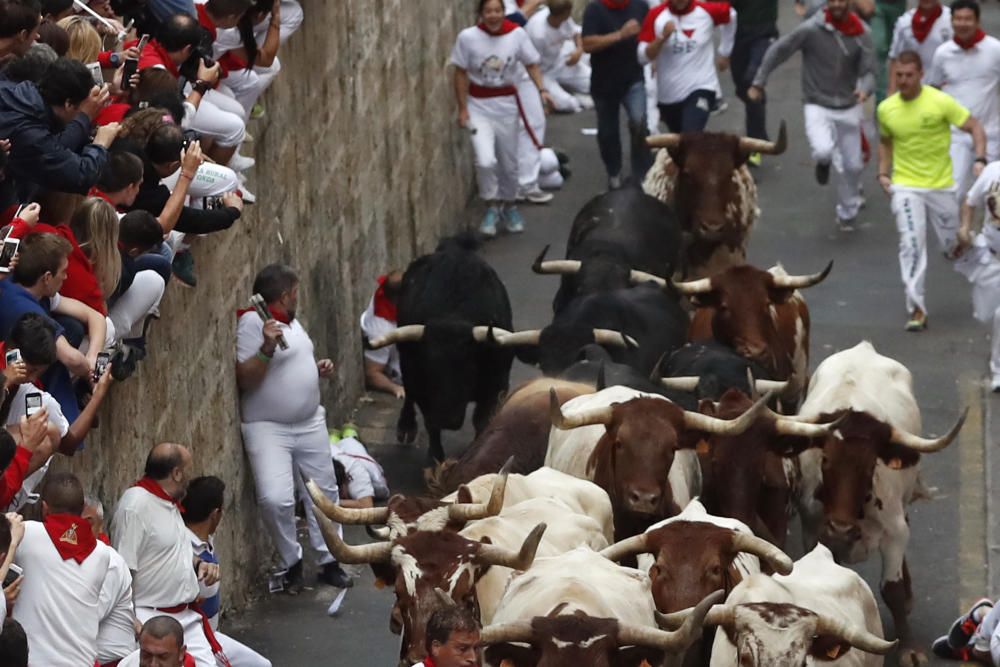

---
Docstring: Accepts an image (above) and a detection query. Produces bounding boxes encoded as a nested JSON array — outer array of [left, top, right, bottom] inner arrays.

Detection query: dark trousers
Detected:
[[730, 24, 778, 140], [659, 90, 717, 133], [592, 80, 653, 181]]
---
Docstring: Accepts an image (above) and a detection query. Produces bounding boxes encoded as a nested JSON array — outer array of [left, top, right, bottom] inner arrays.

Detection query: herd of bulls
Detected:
[[331, 129, 969, 666]]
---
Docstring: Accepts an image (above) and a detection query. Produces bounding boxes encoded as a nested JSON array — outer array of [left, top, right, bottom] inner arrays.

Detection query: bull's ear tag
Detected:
[[696, 439, 711, 455], [501, 661, 516, 667], [374, 578, 386, 590], [639, 661, 653, 667], [826, 645, 842, 659], [887, 458, 903, 470]]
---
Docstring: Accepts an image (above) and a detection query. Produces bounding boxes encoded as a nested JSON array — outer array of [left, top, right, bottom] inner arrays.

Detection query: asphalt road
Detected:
[[225, 7, 1000, 665]]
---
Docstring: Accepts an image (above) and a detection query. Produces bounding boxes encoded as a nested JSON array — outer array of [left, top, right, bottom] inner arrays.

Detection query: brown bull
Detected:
[[679, 262, 831, 410], [644, 125, 787, 277]]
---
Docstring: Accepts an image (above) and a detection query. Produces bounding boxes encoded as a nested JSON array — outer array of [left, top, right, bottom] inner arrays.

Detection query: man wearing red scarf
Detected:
[[411, 608, 481, 667], [926, 0, 1000, 198], [749, 0, 874, 231], [361, 271, 405, 399], [887, 0, 951, 93], [12, 472, 113, 667]]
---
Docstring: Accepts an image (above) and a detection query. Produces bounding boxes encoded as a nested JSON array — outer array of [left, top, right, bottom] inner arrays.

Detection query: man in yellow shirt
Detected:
[[877, 49, 986, 330]]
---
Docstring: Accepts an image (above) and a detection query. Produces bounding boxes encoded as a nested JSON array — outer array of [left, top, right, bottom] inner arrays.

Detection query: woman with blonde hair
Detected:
[[57, 16, 102, 65], [70, 197, 122, 300]]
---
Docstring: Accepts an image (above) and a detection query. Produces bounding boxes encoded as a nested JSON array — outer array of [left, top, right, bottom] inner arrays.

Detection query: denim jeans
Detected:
[[592, 80, 652, 181], [731, 25, 777, 140], [659, 90, 717, 133]]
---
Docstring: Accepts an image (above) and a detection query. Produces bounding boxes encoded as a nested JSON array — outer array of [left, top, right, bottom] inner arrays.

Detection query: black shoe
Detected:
[[559, 165, 572, 180], [110, 343, 146, 382], [318, 562, 354, 588], [555, 150, 570, 165], [284, 559, 304, 595], [815, 161, 831, 185], [932, 635, 971, 660]]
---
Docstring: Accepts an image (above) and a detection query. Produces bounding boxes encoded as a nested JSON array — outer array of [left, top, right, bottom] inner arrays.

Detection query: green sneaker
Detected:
[[747, 152, 762, 168], [250, 103, 266, 120], [341, 423, 358, 439], [171, 251, 197, 287], [328, 429, 342, 444]]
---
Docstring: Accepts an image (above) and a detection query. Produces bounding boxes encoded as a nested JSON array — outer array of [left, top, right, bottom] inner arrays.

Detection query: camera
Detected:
[[178, 26, 217, 83]]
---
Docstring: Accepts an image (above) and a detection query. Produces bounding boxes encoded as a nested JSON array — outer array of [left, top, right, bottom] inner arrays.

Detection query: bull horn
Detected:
[[629, 269, 668, 288], [814, 615, 898, 655], [306, 479, 390, 525], [496, 330, 542, 347], [671, 277, 713, 296], [890, 408, 967, 453], [434, 588, 457, 608], [772, 413, 843, 439], [682, 393, 772, 435], [730, 532, 793, 575], [621, 590, 724, 651], [738, 120, 788, 155], [366, 525, 392, 541], [597, 361, 607, 391], [480, 621, 534, 645], [770, 261, 834, 290], [656, 602, 736, 631], [756, 379, 789, 394], [593, 329, 638, 348], [599, 533, 650, 562], [472, 325, 513, 343], [477, 523, 547, 570], [447, 465, 509, 521], [659, 376, 700, 392], [310, 505, 393, 564], [647, 132, 682, 149], [549, 388, 615, 430], [369, 324, 425, 349], [532, 245, 582, 276]]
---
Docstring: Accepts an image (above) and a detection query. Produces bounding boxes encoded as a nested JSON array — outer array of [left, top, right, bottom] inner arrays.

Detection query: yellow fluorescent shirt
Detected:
[[877, 85, 971, 189]]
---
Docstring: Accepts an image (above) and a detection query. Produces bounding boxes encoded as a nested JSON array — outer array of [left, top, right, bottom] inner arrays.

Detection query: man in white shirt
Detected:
[[411, 608, 481, 667], [236, 264, 350, 591], [330, 435, 390, 506], [13, 471, 111, 667], [888, 0, 951, 90], [526, 0, 592, 113], [927, 0, 1000, 197], [360, 271, 405, 399], [110, 443, 228, 666]]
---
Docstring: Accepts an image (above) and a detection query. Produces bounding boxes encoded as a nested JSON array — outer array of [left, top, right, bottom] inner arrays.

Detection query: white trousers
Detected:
[[224, 59, 282, 115], [804, 103, 864, 220], [217, 632, 271, 667], [891, 186, 960, 314], [538, 147, 563, 190], [241, 406, 341, 569], [645, 64, 660, 134], [108, 271, 165, 342], [543, 46, 591, 113], [190, 93, 246, 147], [468, 98, 520, 202], [135, 607, 216, 667], [516, 76, 546, 192], [953, 236, 1000, 378], [951, 131, 1000, 201]]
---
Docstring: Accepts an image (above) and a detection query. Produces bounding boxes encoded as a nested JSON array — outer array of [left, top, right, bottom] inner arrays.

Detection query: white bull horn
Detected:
[[496, 330, 542, 347], [480, 621, 534, 645], [447, 464, 509, 521], [647, 132, 682, 149], [599, 533, 651, 563], [755, 379, 789, 394], [593, 329, 638, 348], [815, 615, 899, 655], [472, 326, 513, 343], [656, 602, 736, 631], [890, 408, 968, 453], [620, 590, 724, 652], [310, 505, 393, 564], [659, 376, 701, 392], [476, 522, 547, 570], [306, 479, 390, 525], [629, 269, 668, 288], [549, 388, 615, 430], [682, 392, 772, 435], [532, 245, 582, 276], [772, 413, 844, 439], [672, 277, 714, 296], [730, 532, 794, 575], [770, 260, 834, 290], [369, 324, 425, 349], [738, 121, 788, 155]]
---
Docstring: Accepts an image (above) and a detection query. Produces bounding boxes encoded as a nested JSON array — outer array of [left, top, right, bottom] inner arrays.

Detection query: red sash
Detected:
[[467, 84, 544, 150], [154, 602, 231, 667], [825, 8, 866, 36], [133, 477, 184, 513], [373, 276, 398, 322], [911, 5, 942, 43], [43, 513, 98, 564]]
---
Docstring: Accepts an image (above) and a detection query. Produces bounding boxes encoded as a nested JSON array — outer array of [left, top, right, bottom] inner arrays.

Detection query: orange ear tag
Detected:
[[696, 439, 711, 455], [374, 579, 386, 590], [887, 458, 903, 470], [826, 645, 842, 659]]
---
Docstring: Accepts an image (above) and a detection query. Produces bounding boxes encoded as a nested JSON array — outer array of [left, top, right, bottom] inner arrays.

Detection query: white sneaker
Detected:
[[575, 93, 594, 110], [229, 152, 256, 172], [238, 184, 256, 204], [991, 374, 1000, 392], [523, 188, 554, 204]]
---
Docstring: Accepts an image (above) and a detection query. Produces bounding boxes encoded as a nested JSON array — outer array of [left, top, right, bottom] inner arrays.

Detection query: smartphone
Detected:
[[95, 352, 111, 378], [4, 349, 21, 366], [0, 236, 20, 274], [202, 196, 224, 210], [3, 563, 22, 588], [121, 34, 149, 91], [24, 392, 42, 417], [86, 62, 103, 86]]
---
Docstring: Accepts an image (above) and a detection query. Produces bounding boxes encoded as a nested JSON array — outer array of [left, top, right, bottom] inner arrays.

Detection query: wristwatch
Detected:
[[975, 156, 988, 165], [193, 79, 212, 95], [108, 52, 122, 68]]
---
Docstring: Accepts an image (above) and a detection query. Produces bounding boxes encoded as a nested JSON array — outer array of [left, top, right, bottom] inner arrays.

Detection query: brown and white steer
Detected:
[[795, 341, 966, 666], [544, 385, 769, 542], [311, 495, 606, 666], [481, 547, 720, 667], [678, 263, 832, 410], [668, 544, 896, 666], [643, 125, 787, 278]]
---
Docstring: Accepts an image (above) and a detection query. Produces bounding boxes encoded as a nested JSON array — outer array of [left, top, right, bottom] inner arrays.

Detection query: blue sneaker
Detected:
[[503, 206, 525, 233], [479, 207, 500, 238]]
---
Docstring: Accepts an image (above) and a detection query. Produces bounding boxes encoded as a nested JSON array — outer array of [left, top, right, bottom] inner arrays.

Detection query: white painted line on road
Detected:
[[959, 371, 987, 615]]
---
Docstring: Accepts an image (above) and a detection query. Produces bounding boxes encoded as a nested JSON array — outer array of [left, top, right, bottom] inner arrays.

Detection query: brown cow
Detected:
[[678, 262, 832, 410], [425, 378, 595, 496], [644, 125, 787, 277]]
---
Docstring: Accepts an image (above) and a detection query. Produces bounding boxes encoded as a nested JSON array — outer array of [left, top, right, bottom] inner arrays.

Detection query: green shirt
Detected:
[[877, 85, 970, 189]]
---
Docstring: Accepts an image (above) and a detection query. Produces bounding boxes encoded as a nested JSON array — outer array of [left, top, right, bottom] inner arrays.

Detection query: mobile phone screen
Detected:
[[4, 349, 20, 366], [25, 393, 42, 416], [0, 238, 20, 273]]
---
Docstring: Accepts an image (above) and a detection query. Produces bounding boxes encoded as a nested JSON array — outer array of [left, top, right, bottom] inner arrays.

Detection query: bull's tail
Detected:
[[424, 459, 459, 498]]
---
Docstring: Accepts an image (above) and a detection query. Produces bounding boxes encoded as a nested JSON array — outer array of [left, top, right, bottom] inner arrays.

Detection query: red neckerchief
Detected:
[[477, 19, 519, 35], [955, 28, 986, 49], [87, 187, 123, 212], [422, 659, 436, 667], [601, 0, 630, 8], [669, 0, 697, 16], [97, 532, 110, 545], [235, 304, 292, 324], [373, 275, 398, 322], [911, 4, 943, 43], [195, 3, 218, 39], [144, 40, 181, 78], [43, 513, 98, 564], [134, 477, 185, 513], [824, 8, 866, 36]]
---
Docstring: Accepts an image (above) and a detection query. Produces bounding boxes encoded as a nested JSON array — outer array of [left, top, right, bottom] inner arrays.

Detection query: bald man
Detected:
[[110, 444, 229, 667], [116, 616, 197, 667]]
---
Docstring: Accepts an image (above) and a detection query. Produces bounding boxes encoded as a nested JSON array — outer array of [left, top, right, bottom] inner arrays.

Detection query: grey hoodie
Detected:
[[753, 11, 875, 109]]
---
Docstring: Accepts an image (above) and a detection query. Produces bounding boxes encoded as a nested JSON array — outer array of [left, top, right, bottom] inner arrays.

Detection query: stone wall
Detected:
[[60, 0, 477, 611]]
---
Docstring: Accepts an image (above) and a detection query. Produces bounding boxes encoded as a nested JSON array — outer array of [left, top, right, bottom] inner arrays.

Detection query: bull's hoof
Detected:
[[898, 648, 928, 667], [396, 424, 417, 446]]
